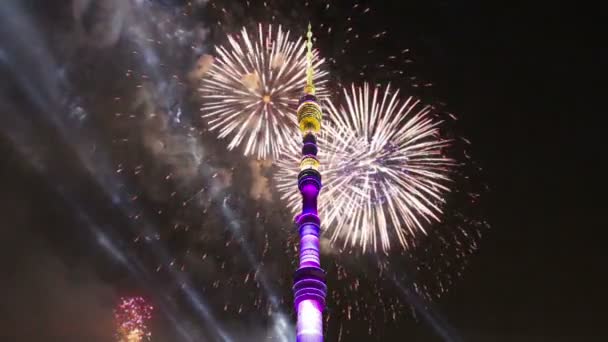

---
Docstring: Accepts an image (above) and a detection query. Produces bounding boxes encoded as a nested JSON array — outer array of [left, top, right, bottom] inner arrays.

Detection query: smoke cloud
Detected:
[[249, 159, 274, 202]]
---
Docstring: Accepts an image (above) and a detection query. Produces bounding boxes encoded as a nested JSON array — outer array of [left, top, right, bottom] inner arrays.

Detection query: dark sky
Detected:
[[421, 2, 604, 341], [0, 0, 604, 341]]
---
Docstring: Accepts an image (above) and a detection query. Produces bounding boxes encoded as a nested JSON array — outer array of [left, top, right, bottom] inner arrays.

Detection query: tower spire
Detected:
[[304, 23, 316, 95]]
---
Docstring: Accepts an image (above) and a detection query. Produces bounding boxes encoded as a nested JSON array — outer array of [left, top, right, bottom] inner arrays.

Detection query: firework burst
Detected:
[[199, 23, 329, 159], [115, 297, 154, 342], [276, 83, 456, 253], [105, 2, 485, 338]]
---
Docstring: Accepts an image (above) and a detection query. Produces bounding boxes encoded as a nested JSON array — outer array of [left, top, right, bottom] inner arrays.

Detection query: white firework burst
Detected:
[[275, 83, 456, 253], [199, 23, 328, 159]]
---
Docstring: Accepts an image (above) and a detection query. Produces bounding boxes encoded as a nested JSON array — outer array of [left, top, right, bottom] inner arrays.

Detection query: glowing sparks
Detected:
[[115, 297, 153, 342], [199, 23, 328, 159], [276, 83, 456, 253], [109, 2, 485, 338]]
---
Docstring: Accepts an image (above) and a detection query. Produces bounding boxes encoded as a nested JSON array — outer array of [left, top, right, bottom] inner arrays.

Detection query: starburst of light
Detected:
[[115, 297, 154, 342], [108, 1, 485, 338], [199, 23, 328, 159], [276, 83, 456, 253]]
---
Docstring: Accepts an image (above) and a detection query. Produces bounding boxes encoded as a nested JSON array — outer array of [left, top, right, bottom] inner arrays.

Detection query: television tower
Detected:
[[293, 24, 327, 342]]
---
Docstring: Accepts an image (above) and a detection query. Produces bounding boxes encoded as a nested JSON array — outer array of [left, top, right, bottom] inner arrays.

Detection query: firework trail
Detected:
[[199, 23, 329, 159], [276, 83, 456, 253], [115, 297, 154, 342]]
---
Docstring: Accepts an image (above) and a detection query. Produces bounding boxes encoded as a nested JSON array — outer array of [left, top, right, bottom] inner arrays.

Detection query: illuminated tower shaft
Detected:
[[293, 25, 326, 342]]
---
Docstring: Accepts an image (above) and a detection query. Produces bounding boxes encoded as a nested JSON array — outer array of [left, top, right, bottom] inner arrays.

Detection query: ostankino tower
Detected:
[[292, 24, 327, 342]]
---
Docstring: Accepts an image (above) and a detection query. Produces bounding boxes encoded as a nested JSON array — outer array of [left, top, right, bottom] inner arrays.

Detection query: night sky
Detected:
[[0, 0, 604, 341]]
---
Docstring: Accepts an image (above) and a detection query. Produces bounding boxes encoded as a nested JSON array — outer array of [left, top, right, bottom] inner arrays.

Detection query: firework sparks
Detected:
[[199, 23, 328, 159], [276, 83, 456, 253], [115, 297, 154, 342], [107, 1, 485, 338]]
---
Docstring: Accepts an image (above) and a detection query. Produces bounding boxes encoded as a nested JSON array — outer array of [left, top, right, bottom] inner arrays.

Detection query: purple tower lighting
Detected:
[[293, 24, 326, 342]]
